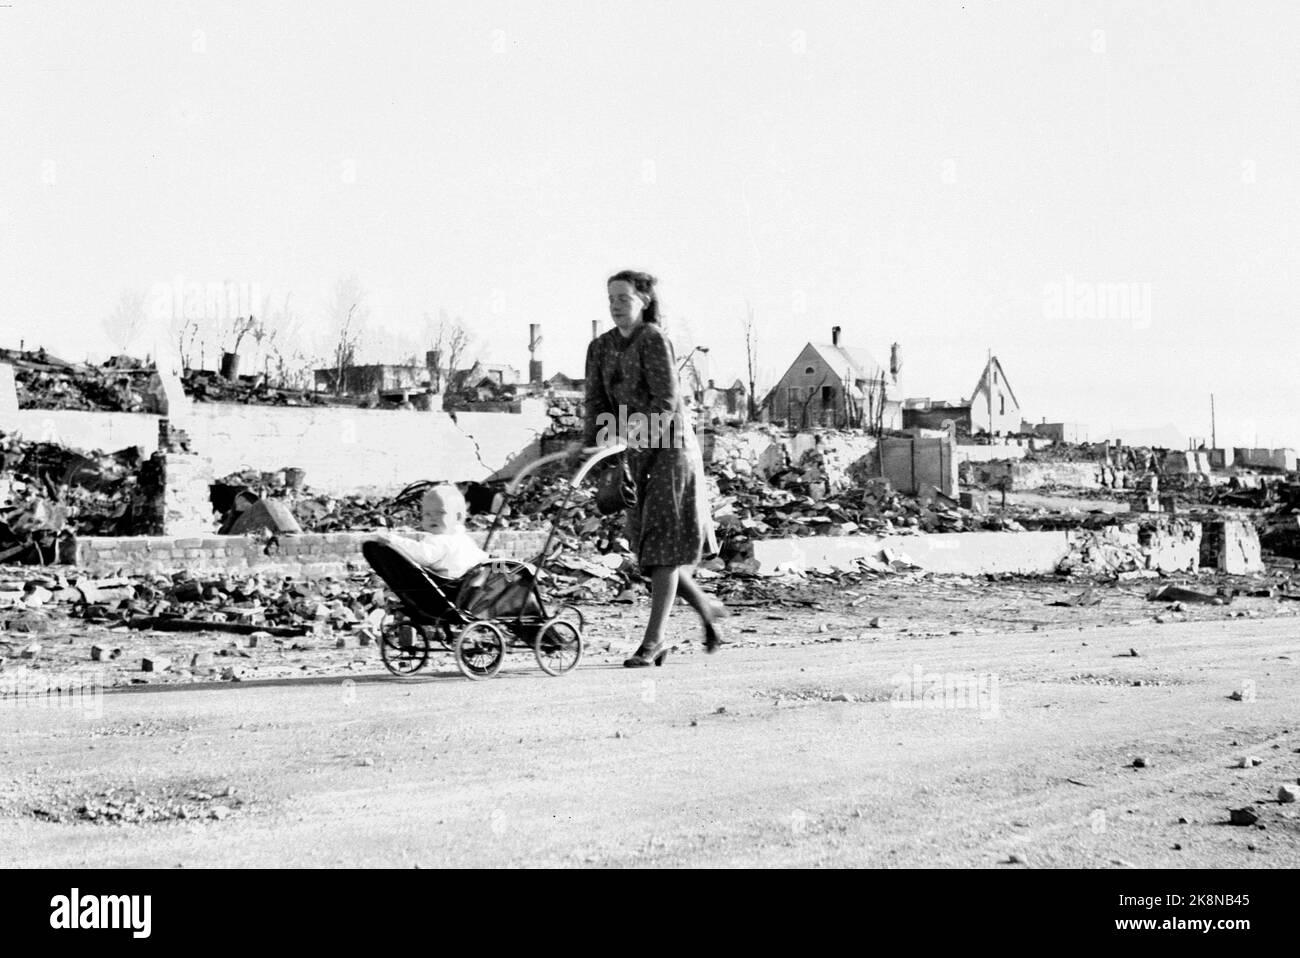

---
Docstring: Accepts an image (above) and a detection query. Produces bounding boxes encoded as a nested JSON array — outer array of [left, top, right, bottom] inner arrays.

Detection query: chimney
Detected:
[[426, 348, 442, 393], [528, 323, 543, 385], [831, 325, 842, 347], [592, 320, 600, 341], [890, 343, 901, 381]]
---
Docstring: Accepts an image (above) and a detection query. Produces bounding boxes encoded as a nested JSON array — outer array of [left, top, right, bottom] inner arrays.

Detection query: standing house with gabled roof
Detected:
[[763, 326, 900, 430], [969, 355, 1020, 436]]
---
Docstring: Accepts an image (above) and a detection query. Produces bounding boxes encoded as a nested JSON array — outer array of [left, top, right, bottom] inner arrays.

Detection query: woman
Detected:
[[579, 269, 727, 668]]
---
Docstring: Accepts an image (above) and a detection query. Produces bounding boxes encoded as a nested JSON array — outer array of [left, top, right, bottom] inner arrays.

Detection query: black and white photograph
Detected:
[[0, 0, 1296, 935]]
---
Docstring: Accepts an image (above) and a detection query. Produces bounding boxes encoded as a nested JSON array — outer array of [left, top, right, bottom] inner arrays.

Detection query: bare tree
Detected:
[[742, 300, 759, 421], [170, 313, 201, 372], [323, 276, 369, 395], [422, 309, 475, 390], [254, 291, 318, 388], [102, 289, 147, 356], [444, 317, 472, 381]]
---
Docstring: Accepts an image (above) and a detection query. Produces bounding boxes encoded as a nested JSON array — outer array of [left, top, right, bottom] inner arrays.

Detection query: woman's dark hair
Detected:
[[607, 269, 660, 325]]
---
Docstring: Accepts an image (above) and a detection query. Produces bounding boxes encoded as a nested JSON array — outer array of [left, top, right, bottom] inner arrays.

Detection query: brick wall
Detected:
[[65, 529, 551, 578]]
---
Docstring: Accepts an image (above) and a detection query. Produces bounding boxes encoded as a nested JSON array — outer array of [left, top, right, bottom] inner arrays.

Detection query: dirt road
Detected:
[[3, 609, 1298, 868]]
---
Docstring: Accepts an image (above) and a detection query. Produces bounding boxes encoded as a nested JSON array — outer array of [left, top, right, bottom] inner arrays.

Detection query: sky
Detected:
[[2, 0, 1298, 448]]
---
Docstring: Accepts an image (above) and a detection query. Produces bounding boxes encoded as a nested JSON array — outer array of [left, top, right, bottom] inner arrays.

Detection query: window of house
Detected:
[[804, 365, 815, 375], [821, 385, 834, 406]]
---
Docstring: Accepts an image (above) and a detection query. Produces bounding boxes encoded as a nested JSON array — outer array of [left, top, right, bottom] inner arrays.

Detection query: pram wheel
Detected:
[[378, 613, 433, 677], [533, 617, 583, 677], [455, 621, 506, 680], [554, 602, 587, 634]]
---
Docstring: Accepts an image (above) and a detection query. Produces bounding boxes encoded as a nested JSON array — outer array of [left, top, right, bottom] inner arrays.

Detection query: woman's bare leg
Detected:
[[642, 565, 680, 650], [674, 568, 724, 623]]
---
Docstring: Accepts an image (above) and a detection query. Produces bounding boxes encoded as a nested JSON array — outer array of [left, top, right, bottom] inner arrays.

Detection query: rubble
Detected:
[[5, 348, 159, 412], [0, 430, 144, 561]]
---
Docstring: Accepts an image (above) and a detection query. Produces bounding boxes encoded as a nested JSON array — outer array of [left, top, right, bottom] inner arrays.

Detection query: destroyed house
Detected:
[[448, 362, 521, 394], [763, 327, 898, 429], [544, 372, 585, 394], [700, 379, 748, 424], [902, 355, 1022, 437], [313, 363, 431, 396]]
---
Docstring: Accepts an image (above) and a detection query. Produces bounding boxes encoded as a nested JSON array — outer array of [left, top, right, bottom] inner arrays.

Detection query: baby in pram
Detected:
[[366, 483, 488, 581]]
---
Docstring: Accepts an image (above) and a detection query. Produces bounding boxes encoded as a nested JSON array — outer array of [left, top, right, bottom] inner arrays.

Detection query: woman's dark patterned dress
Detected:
[[583, 323, 718, 569]]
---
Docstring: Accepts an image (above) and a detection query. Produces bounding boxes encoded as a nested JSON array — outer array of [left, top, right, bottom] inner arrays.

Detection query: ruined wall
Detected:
[[1, 401, 551, 495], [65, 529, 549, 578], [1234, 448, 1298, 472], [966, 460, 1104, 490], [1057, 519, 1202, 575], [878, 437, 958, 496], [956, 443, 1032, 464], [1199, 518, 1264, 575]]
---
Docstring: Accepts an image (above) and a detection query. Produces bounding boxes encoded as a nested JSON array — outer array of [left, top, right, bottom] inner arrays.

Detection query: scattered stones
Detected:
[[141, 656, 171, 673], [830, 692, 855, 703], [1237, 755, 1263, 768], [190, 651, 217, 669], [1278, 785, 1297, 804], [1131, 756, 1149, 768]]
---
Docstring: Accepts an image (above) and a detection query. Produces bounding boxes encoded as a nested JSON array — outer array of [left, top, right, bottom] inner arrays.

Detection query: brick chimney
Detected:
[[831, 325, 842, 347]]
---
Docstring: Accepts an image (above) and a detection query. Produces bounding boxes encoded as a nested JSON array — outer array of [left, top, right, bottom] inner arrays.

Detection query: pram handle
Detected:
[[501, 444, 628, 496], [483, 443, 628, 553]]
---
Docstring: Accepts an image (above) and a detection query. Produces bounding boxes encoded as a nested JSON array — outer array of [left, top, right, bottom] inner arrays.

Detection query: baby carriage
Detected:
[[364, 445, 625, 680]]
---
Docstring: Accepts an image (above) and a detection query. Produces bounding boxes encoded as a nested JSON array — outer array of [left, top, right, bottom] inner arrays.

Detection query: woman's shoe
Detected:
[[624, 642, 665, 668], [703, 620, 728, 654]]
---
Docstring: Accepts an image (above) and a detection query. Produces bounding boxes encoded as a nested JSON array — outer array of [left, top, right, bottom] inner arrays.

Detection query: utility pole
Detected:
[[985, 349, 993, 437], [1210, 393, 1216, 451]]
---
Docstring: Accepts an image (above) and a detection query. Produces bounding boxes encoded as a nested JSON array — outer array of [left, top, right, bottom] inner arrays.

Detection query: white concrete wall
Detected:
[[956, 443, 1030, 464], [753, 531, 1072, 575], [2, 400, 550, 495], [3, 409, 161, 452]]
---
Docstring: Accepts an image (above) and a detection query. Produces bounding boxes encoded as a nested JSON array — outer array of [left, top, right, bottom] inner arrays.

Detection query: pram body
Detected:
[[365, 445, 623, 679]]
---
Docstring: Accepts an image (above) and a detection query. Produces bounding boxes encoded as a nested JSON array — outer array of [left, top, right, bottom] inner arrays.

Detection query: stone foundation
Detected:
[[63, 529, 550, 578]]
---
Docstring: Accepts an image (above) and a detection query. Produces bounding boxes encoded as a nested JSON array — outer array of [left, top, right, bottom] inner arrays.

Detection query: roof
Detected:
[[971, 355, 1020, 410], [809, 343, 885, 385]]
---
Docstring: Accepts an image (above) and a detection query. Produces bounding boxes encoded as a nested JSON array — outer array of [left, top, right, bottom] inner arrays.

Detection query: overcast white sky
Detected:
[[2, 0, 1297, 448]]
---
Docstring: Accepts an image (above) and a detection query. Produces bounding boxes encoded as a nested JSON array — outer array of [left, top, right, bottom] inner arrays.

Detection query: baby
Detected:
[[368, 484, 488, 580]]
